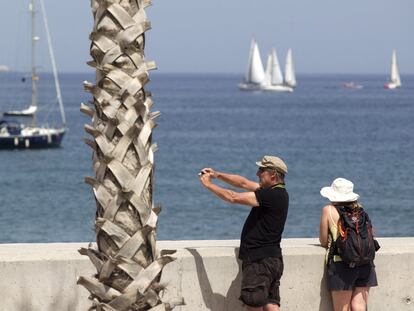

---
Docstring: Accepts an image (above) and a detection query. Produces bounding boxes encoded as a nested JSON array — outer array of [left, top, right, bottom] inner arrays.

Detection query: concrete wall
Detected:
[[0, 238, 413, 310]]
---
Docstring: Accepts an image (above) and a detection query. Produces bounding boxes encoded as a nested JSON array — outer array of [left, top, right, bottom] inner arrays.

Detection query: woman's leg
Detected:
[[350, 287, 370, 311], [264, 303, 279, 311], [331, 290, 353, 311]]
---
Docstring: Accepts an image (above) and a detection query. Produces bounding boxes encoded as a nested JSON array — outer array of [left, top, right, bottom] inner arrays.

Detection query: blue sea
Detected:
[[0, 72, 413, 243]]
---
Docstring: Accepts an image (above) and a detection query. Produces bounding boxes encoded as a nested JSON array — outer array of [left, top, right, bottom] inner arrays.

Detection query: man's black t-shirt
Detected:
[[238, 184, 289, 261]]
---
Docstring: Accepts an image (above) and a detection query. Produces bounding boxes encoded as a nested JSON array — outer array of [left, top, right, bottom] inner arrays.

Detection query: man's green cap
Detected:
[[256, 155, 288, 175]]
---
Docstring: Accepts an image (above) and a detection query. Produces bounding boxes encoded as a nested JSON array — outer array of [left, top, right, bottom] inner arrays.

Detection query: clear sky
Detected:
[[0, 0, 413, 74]]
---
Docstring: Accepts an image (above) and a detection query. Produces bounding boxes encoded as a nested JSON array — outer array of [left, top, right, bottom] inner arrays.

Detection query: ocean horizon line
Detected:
[[1, 71, 414, 77]]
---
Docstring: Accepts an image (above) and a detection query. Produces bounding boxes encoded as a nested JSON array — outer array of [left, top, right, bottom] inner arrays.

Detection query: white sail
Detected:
[[284, 48, 296, 88], [263, 53, 273, 86], [262, 49, 284, 87], [244, 40, 255, 82], [390, 50, 401, 87], [244, 39, 265, 84], [271, 49, 283, 85]]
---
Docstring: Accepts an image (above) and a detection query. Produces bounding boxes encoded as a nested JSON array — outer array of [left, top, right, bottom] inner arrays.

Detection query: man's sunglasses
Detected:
[[258, 167, 274, 173]]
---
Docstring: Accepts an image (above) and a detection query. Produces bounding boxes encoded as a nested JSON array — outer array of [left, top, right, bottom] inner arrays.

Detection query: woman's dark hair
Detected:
[[332, 201, 362, 209]]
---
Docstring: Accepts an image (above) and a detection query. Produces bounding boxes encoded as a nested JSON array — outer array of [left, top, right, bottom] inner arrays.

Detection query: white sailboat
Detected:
[[384, 50, 401, 89], [0, 0, 66, 149], [261, 49, 294, 92], [239, 39, 265, 91], [239, 39, 297, 92]]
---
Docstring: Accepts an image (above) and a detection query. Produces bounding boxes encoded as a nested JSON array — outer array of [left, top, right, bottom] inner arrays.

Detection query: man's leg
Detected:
[[242, 258, 283, 311], [266, 257, 283, 311], [240, 260, 267, 310]]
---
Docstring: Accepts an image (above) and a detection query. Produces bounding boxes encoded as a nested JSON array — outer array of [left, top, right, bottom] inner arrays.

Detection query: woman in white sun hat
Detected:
[[319, 178, 378, 311]]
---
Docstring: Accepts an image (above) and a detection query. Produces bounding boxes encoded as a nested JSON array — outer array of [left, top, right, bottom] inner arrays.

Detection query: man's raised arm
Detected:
[[200, 168, 259, 191]]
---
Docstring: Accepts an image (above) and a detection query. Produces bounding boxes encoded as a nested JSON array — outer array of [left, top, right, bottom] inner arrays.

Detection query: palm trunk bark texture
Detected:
[[77, 1, 181, 310]]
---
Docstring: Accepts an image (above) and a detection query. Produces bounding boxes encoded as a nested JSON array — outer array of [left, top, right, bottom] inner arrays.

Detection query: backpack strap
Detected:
[[328, 205, 337, 227], [327, 231, 337, 265], [327, 205, 339, 264]]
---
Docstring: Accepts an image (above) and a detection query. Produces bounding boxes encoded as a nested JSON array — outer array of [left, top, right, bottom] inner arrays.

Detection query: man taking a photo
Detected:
[[199, 155, 289, 311]]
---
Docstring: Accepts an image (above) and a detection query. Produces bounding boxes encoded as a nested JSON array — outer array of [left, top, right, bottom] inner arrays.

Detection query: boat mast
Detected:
[[40, 0, 66, 127], [30, 0, 38, 127]]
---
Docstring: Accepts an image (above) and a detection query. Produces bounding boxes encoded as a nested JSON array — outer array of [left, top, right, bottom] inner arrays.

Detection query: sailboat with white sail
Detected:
[[384, 50, 401, 89], [0, 0, 66, 149], [261, 49, 295, 92], [239, 39, 296, 92], [239, 39, 265, 91]]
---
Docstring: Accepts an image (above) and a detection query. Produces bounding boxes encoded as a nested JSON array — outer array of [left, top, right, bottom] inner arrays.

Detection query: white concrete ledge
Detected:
[[0, 238, 413, 310]]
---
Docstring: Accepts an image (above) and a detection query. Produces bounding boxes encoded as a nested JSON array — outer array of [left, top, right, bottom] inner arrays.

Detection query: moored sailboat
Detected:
[[384, 50, 401, 89], [0, 0, 66, 149]]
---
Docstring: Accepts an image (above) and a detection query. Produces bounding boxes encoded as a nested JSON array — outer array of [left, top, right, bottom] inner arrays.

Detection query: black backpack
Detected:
[[331, 205, 380, 267]]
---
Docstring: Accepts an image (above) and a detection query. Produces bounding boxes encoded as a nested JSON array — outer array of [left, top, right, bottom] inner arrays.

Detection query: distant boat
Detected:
[[384, 50, 401, 89], [343, 82, 363, 89], [239, 39, 265, 91], [0, 65, 10, 72], [239, 40, 296, 92], [0, 0, 66, 149], [261, 49, 295, 92]]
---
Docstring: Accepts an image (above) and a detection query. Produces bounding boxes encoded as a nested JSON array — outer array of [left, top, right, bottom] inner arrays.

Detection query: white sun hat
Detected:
[[320, 178, 360, 202]]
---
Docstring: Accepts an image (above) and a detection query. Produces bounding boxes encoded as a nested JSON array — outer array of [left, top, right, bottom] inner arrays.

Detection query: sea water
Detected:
[[0, 72, 413, 243]]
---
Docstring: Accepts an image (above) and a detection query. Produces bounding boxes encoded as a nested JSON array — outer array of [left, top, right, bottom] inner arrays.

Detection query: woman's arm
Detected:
[[319, 205, 330, 247]]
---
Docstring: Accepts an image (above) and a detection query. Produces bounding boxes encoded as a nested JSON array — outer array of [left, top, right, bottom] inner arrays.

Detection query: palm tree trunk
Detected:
[[78, 1, 181, 310]]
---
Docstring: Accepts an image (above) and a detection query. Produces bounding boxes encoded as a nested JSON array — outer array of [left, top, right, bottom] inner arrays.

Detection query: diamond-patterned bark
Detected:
[[78, 1, 182, 310]]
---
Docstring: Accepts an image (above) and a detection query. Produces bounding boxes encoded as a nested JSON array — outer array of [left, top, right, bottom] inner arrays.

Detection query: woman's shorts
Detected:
[[240, 257, 284, 307], [327, 261, 378, 291]]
